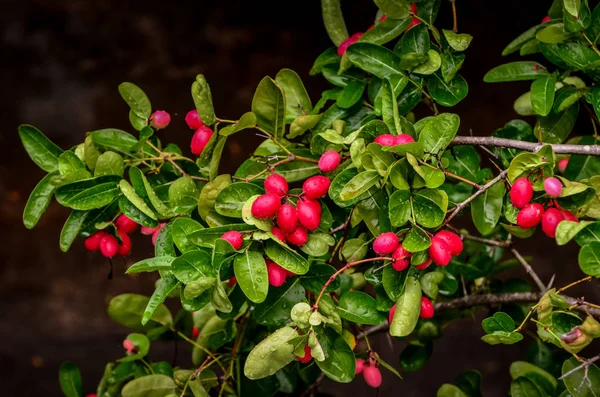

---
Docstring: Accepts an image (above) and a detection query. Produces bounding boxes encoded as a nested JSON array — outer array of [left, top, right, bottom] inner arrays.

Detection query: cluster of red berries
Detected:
[[389, 296, 434, 324], [510, 176, 577, 238], [374, 133, 415, 147], [84, 214, 139, 258], [186, 110, 214, 156], [250, 174, 331, 247], [355, 354, 383, 388]]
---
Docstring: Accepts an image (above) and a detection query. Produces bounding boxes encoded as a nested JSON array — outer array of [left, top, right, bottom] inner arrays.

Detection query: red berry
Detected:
[[379, 15, 388, 22], [429, 237, 452, 266], [115, 214, 138, 234], [267, 261, 287, 287], [558, 158, 569, 173], [140, 225, 157, 235], [123, 339, 135, 353], [394, 134, 415, 145], [374, 134, 396, 146], [318, 150, 342, 172], [151, 223, 166, 246], [391, 245, 411, 272], [297, 198, 322, 231], [510, 178, 534, 209], [86, 395, 97, 397], [420, 297, 434, 319], [117, 231, 132, 256], [251, 193, 282, 219], [264, 174, 288, 197], [388, 304, 396, 324], [363, 365, 382, 388], [286, 225, 308, 246], [271, 227, 287, 243], [150, 110, 171, 129], [434, 230, 463, 256], [542, 208, 565, 238], [191, 126, 213, 156], [542, 15, 551, 23], [302, 176, 331, 199], [221, 230, 243, 250], [406, 17, 420, 30], [84, 231, 105, 252], [561, 209, 578, 222], [373, 232, 399, 255], [228, 277, 237, 287], [99, 234, 119, 258], [368, 24, 375, 31], [185, 110, 204, 130], [276, 204, 298, 233], [192, 325, 199, 339], [337, 33, 363, 57], [355, 358, 366, 374], [544, 177, 563, 198], [415, 259, 432, 270], [517, 203, 545, 229], [410, 3, 417, 13], [296, 345, 312, 363]]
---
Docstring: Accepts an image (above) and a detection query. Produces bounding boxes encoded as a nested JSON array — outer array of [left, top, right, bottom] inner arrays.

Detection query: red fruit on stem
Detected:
[[296, 345, 313, 363], [517, 203, 545, 229], [389, 304, 396, 324], [379, 15, 388, 22], [99, 234, 119, 258], [276, 204, 298, 233], [406, 17, 421, 30], [394, 134, 415, 145], [415, 259, 432, 270], [123, 339, 135, 353], [510, 178, 534, 209], [542, 15, 551, 23], [264, 174, 288, 197], [302, 176, 331, 199], [228, 277, 237, 287], [221, 230, 243, 250], [318, 150, 342, 172], [185, 110, 204, 130], [410, 3, 417, 13], [337, 33, 363, 56], [271, 227, 287, 243], [374, 134, 397, 146], [150, 110, 171, 129], [287, 225, 308, 246], [297, 198, 322, 231], [267, 261, 287, 287], [363, 365, 382, 388], [429, 237, 452, 266], [420, 297, 435, 319], [117, 231, 132, 256], [191, 126, 213, 156], [85, 232, 105, 251], [355, 358, 366, 374], [558, 158, 569, 173], [140, 225, 157, 235], [544, 177, 563, 198], [542, 208, 565, 238], [391, 245, 411, 272], [115, 214, 138, 234], [434, 230, 463, 256], [151, 223, 166, 246], [192, 325, 199, 339], [86, 394, 97, 397], [373, 232, 399, 255], [251, 193, 282, 219], [561, 209, 578, 222]]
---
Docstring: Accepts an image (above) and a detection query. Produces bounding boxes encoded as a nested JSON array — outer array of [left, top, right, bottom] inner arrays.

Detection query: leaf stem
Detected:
[[510, 247, 546, 292]]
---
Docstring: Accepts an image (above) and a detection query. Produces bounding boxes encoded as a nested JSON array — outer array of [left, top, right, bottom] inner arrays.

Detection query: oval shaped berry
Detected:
[[264, 174, 288, 197], [517, 203, 545, 229], [406, 17, 420, 30], [410, 2, 417, 13], [297, 198, 322, 231], [296, 345, 312, 363], [150, 110, 171, 129], [185, 110, 204, 130], [276, 204, 298, 233], [318, 150, 342, 172], [379, 15, 388, 22], [544, 177, 563, 198], [420, 296, 435, 319], [115, 214, 138, 234], [558, 158, 569, 173], [355, 358, 366, 375], [228, 277, 237, 287], [373, 232, 399, 255], [251, 193, 281, 219], [394, 134, 415, 145], [99, 234, 119, 258], [117, 231, 132, 256], [267, 261, 287, 287], [190, 126, 213, 156], [151, 223, 166, 246], [271, 227, 287, 243], [363, 365, 382, 388], [140, 225, 157, 235], [374, 134, 396, 146], [434, 230, 463, 256], [391, 245, 411, 272], [542, 15, 551, 23], [415, 258, 432, 270], [510, 178, 534, 209], [429, 237, 452, 266], [192, 325, 200, 339], [302, 176, 331, 199], [541, 208, 565, 238], [561, 209, 578, 222], [85, 231, 105, 251], [286, 225, 308, 246], [221, 230, 243, 250], [337, 32, 363, 57], [388, 304, 396, 324]]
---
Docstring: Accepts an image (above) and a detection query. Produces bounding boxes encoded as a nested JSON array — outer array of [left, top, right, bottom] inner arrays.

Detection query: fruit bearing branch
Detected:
[[451, 136, 600, 155]]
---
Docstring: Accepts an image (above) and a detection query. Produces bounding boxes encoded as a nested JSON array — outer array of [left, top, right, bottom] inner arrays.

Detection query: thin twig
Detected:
[[558, 354, 600, 381], [510, 248, 546, 292], [446, 225, 511, 248], [451, 136, 600, 155], [450, 0, 458, 32]]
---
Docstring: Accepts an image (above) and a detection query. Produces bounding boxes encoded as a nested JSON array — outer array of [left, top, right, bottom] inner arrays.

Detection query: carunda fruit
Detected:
[[558, 158, 569, 173], [221, 230, 243, 250], [388, 304, 396, 324], [151, 223, 166, 246], [374, 134, 396, 146], [337, 32, 363, 56], [286, 225, 308, 246], [372, 232, 399, 255], [542, 15, 551, 23], [251, 193, 281, 219], [561, 209, 578, 222], [510, 178, 534, 209], [394, 134, 415, 145], [434, 230, 463, 256], [429, 237, 452, 266], [99, 234, 119, 258], [318, 150, 341, 172], [276, 204, 298, 233], [296, 198, 322, 231], [296, 345, 312, 363], [190, 126, 213, 156], [264, 174, 288, 197], [123, 339, 135, 353], [541, 208, 564, 238], [517, 203, 545, 229], [420, 297, 434, 319], [302, 176, 331, 199], [271, 227, 287, 243], [115, 214, 138, 233], [415, 259, 432, 270], [363, 365, 382, 388], [355, 358, 366, 374], [85, 231, 105, 251], [544, 177, 563, 198], [150, 110, 171, 129], [116, 231, 131, 256], [185, 110, 204, 129], [267, 261, 287, 287], [391, 245, 411, 271]]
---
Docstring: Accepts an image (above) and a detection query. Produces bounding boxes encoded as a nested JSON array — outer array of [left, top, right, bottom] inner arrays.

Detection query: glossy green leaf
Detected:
[[578, 241, 600, 277], [310, 47, 339, 75], [443, 29, 473, 51], [58, 151, 85, 175], [289, 114, 322, 139], [59, 362, 83, 397], [119, 181, 157, 221], [403, 226, 431, 252], [413, 188, 447, 228], [382, 265, 409, 301], [59, 210, 88, 252], [121, 375, 177, 397], [390, 276, 421, 337], [118, 82, 151, 122], [244, 326, 300, 379], [143, 275, 180, 326], [94, 151, 124, 177], [418, 113, 460, 158], [510, 361, 558, 390], [23, 172, 59, 229], [427, 73, 468, 107], [337, 291, 386, 325], [234, 250, 268, 303], [437, 384, 468, 397], [530, 73, 557, 116], [171, 218, 204, 253], [339, 170, 380, 201], [374, 0, 410, 18], [562, 356, 600, 397], [18, 124, 63, 172], [107, 293, 172, 331], [126, 256, 176, 274], [315, 327, 355, 383], [484, 62, 550, 82], [359, 17, 411, 45], [255, 278, 305, 326], [299, 232, 335, 257], [388, 190, 412, 227], [168, 177, 199, 215], [346, 42, 404, 83], [472, 181, 505, 236], [264, 240, 309, 275], [252, 77, 286, 139], [536, 103, 579, 144], [219, 112, 257, 136], [90, 129, 138, 153], [510, 377, 545, 397], [55, 176, 121, 211], [401, 23, 430, 55], [301, 264, 340, 294], [214, 182, 262, 218], [191, 74, 216, 126], [321, 0, 349, 46], [276, 69, 312, 121]]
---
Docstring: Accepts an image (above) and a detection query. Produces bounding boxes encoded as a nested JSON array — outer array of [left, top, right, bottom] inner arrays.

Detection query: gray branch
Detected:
[[451, 136, 600, 155]]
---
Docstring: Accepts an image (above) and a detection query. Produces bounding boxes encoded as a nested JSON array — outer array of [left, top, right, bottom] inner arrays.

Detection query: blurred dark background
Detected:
[[1, 0, 599, 396]]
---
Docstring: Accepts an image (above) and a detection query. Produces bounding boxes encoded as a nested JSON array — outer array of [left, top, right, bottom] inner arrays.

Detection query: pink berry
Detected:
[[394, 134, 415, 145], [296, 345, 313, 363], [84, 231, 105, 252], [150, 110, 171, 129], [115, 214, 138, 234], [296, 198, 322, 231], [410, 3, 417, 13], [140, 225, 157, 235], [510, 178, 534, 209], [355, 358, 366, 375], [151, 223, 166, 246], [542, 15, 551, 23], [318, 150, 342, 172], [544, 177, 563, 198], [185, 110, 204, 130], [415, 259, 432, 270], [337, 32, 363, 57], [251, 193, 282, 219], [286, 225, 308, 246], [267, 261, 287, 287], [542, 208, 565, 238], [228, 277, 237, 287], [192, 325, 199, 339], [99, 234, 119, 258], [391, 245, 411, 272], [123, 339, 135, 353], [389, 304, 396, 324], [380, 15, 388, 22], [191, 126, 213, 156], [264, 174, 288, 197], [429, 237, 452, 266], [561, 209, 578, 222], [374, 134, 396, 146], [117, 231, 132, 256], [271, 227, 287, 243], [373, 232, 399, 255], [276, 204, 298, 233], [517, 203, 545, 229], [302, 176, 331, 199], [558, 158, 569, 173], [434, 230, 463, 256], [221, 230, 243, 250], [420, 297, 434, 319], [363, 365, 382, 388]]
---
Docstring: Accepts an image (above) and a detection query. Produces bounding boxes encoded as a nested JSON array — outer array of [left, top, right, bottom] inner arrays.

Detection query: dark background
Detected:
[[1, 0, 598, 396]]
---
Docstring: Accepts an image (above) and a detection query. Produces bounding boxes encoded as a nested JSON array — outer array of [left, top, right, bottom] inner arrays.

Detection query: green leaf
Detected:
[[168, 177, 199, 215], [126, 256, 176, 274], [389, 190, 412, 227], [59, 362, 83, 397], [255, 279, 305, 326], [441, 52, 465, 83], [437, 384, 468, 397], [413, 50, 442, 75], [390, 276, 421, 337], [90, 129, 138, 153], [118, 333, 150, 362], [555, 220, 593, 245], [299, 233, 335, 257], [346, 42, 404, 83], [118, 82, 151, 121], [171, 218, 204, 254], [418, 113, 460, 158], [443, 29, 473, 51], [301, 264, 340, 294], [472, 181, 505, 236], [321, 0, 349, 46], [121, 374, 177, 397], [94, 151, 124, 177], [119, 181, 157, 222], [510, 361, 558, 390], [530, 73, 558, 116], [214, 183, 261, 219], [562, 356, 600, 397], [289, 114, 322, 139], [58, 151, 85, 175], [400, 341, 432, 372], [336, 79, 367, 109], [23, 172, 59, 229], [276, 69, 312, 121], [374, 0, 410, 18], [382, 265, 409, 301], [481, 331, 524, 345], [208, 135, 227, 181], [403, 226, 431, 252], [219, 112, 257, 136], [144, 275, 180, 326], [484, 62, 550, 82], [264, 240, 309, 275], [18, 124, 63, 172], [191, 74, 217, 126], [315, 327, 356, 383], [310, 47, 339, 75], [401, 23, 430, 55], [578, 241, 600, 277], [234, 251, 268, 303], [427, 73, 468, 107], [412, 188, 448, 228], [83, 136, 100, 170], [107, 293, 172, 331], [503, 25, 543, 55], [244, 326, 300, 379], [198, 174, 231, 222], [337, 291, 386, 325], [510, 377, 545, 397], [536, 24, 572, 43], [482, 311, 516, 333], [537, 103, 579, 144], [339, 170, 381, 201], [252, 77, 286, 139], [359, 17, 411, 45], [59, 210, 88, 252], [55, 176, 121, 211], [421, 270, 445, 300]]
